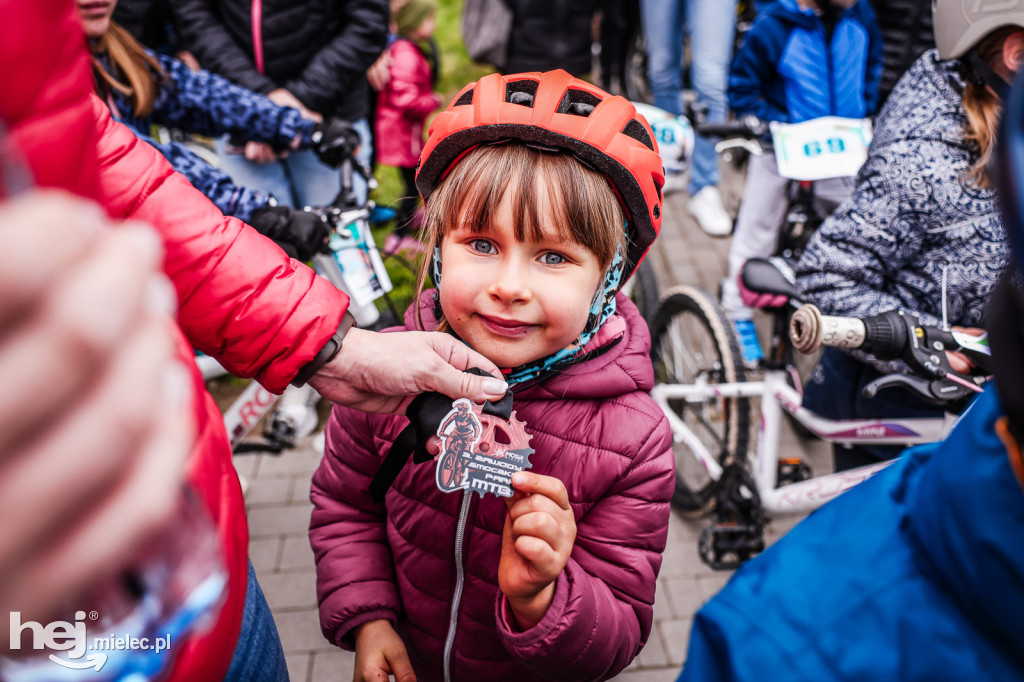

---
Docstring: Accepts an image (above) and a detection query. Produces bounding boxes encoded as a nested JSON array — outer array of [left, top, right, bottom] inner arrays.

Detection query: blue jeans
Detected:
[[216, 117, 373, 209], [224, 561, 289, 682], [640, 0, 737, 194]]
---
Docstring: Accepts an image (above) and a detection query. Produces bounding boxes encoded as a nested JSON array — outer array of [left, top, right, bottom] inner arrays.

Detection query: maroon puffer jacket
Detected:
[[310, 292, 674, 682]]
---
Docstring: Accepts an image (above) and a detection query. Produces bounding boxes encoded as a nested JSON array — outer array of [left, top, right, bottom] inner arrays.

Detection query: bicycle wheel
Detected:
[[623, 28, 650, 104], [624, 258, 659, 328], [649, 286, 751, 516]]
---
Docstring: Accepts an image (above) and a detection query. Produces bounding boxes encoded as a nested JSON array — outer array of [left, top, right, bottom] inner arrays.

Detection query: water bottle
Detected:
[[0, 489, 227, 681]]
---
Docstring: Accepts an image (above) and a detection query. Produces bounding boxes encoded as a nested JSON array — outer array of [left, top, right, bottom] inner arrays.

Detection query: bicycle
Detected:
[[647, 257, 991, 569], [695, 114, 849, 259]]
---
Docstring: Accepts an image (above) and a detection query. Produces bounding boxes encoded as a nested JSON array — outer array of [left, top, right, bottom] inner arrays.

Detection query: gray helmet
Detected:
[[933, 0, 1024, 60]]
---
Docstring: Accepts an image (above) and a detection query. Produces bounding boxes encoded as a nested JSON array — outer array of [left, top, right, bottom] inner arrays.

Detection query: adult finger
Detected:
[[0, 313, 178, 576], [0, 357, 192, 624], [424, 334, 507, 402], [0, 191, 108, 329], [0, 225, 168, 454]]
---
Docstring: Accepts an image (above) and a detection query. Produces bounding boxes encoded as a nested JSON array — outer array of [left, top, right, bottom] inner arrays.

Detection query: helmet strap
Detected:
[[967, 49, 1010, 101]]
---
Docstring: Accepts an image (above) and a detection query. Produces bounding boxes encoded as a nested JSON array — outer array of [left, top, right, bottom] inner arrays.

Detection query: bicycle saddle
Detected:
[[738, 257, 803, 310]]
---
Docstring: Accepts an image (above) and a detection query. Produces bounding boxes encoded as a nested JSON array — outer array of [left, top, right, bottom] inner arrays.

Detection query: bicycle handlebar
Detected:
[[789, 304, 991, 407], [696, 115, 769, 140]]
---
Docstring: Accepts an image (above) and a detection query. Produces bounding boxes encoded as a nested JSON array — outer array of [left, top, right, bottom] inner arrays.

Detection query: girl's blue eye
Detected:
[[471, 239, 496, 254], [542, 252, 566, 265]]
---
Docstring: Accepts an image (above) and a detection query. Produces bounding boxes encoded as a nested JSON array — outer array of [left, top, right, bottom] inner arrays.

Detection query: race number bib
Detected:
[[770, 117, 872, 181]]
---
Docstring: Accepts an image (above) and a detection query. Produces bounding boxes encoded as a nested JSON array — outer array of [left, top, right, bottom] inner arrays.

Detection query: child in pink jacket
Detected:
[[311, 71, 675, 682], [376, 0, 442, 253]]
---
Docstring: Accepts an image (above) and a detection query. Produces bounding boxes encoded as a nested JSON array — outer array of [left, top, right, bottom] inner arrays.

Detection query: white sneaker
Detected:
[[687, 186, 732, 237]]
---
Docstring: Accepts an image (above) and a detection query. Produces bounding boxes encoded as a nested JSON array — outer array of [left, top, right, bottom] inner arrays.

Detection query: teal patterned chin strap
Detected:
[[431, 241, 627, 387]]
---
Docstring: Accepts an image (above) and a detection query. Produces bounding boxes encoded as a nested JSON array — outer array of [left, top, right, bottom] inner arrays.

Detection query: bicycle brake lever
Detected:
[[863, 373, 975, 404], [863, 373, 934, 401]]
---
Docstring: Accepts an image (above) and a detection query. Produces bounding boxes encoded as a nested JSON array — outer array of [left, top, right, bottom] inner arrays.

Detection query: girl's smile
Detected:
[[438, 187, 604, 369]]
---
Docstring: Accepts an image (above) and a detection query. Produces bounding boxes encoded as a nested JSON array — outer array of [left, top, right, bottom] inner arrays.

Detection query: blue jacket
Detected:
[[796, 50, 1008, 374], [729, 0, 883, 123], [102, 50, 317, 220], [679, 386, 1024, 681]]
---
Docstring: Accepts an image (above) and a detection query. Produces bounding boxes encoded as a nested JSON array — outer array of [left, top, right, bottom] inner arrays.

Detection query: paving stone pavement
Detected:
[[236, 161, 831, 681]]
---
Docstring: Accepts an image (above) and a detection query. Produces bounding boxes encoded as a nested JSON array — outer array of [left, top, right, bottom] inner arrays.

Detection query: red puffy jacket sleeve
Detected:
[[89, 96, 349, 391]]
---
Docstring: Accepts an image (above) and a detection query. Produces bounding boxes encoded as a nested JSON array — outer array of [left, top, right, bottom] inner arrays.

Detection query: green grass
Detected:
[[370, 0, 494, 317]]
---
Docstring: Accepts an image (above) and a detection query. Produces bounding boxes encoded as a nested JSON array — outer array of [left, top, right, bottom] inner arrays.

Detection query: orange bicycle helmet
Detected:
[[416, 70, 665, 275]]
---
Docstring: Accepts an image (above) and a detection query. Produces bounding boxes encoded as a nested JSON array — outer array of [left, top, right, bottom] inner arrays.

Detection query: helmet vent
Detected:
[[557, 88, 601, 116], [454, 88, 475, 107], [621, 119, 655, 151], [505, 80, 539, 106]]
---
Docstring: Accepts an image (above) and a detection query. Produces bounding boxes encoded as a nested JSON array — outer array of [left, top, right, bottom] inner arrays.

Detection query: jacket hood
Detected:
[[773, 0, 844, 29], [900, 388, 1024, 667], [404, 290, 655, 401], [873, 49, 969, 149]]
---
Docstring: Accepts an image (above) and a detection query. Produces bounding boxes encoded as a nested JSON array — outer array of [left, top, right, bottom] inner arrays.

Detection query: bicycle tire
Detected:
[[627, 258, 659, 328], [623, 28, 651, 104], [649, 286, 751, 516]]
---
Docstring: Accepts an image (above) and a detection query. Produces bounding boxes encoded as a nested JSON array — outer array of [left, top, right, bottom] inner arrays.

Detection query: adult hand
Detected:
[[946, 326, 985, 374], [0, 190, 192, 643], [353, 620, 415, 682], [308, 328, 507, 414], [267, 88, 322, 123], [498, 471, 577, 631]]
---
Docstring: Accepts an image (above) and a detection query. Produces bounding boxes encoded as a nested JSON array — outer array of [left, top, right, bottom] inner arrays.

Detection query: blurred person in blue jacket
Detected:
[[721, 0, 882, 364], [677, 13, 1024, 674]]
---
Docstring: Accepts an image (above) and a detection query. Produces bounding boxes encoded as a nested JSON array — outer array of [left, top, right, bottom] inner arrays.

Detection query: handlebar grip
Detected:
[[697, 122, 760, 138], [790, 304, 867, 354]]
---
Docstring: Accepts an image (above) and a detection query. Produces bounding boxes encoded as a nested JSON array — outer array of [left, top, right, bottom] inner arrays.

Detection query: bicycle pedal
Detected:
[[698, 523, 766, 571], [777, 457, 812, 485]]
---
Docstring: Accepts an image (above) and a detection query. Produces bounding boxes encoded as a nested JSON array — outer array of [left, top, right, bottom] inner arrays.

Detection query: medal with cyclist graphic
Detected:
[[432, 399, 533, 498]]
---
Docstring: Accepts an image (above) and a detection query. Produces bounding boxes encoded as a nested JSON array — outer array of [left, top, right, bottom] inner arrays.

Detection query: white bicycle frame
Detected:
[[650, 370, 960, 515]]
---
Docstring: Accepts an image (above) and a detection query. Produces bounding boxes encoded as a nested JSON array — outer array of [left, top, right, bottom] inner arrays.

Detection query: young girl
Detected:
[[376, 0, 443, 254], [310, 70, 675, 682]]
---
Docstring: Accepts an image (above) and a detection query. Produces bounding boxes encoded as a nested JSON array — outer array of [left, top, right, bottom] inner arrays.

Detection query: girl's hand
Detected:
[[498, 471, 577, 631], [244, 141, 279, 164], [353, 620, 415, 682]]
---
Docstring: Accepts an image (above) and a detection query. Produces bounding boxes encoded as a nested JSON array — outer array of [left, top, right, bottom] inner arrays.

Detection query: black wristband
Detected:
[[290, 311, 357, 387]]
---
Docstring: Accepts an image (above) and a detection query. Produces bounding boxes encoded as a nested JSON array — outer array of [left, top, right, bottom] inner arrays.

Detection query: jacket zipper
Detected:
[[443, 492, 472, 682], [251, 0, 265, 74]]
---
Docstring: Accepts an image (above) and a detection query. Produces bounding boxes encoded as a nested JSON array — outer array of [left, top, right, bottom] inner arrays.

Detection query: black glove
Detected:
[[249, 204, 331, 261], [312, 118, 361, 167]]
